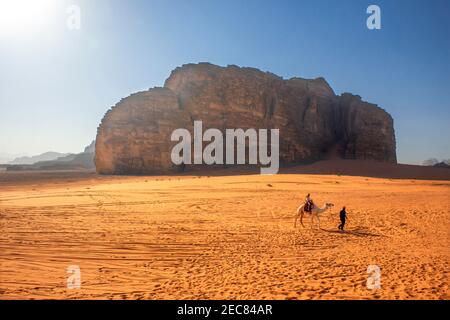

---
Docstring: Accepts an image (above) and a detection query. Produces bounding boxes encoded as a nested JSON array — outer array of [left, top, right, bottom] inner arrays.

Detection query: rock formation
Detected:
[[95, 63, 396, 174], [84, 140, 96, 154]]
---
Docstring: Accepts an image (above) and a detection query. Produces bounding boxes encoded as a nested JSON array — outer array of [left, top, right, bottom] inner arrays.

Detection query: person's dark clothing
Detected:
[[305, 200, 314, 212], [338, 208, 347, 230]]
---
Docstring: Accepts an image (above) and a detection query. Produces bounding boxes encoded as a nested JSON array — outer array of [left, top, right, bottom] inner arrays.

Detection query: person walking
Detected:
[[338, 206, 347, 231]]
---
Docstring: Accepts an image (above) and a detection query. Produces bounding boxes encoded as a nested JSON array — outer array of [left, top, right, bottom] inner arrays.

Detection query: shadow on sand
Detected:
[[321, 228, 383, 237]]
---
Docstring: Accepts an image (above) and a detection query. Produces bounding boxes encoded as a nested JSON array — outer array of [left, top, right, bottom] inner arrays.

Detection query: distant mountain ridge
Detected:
[[84, 140, 95, 153], [0, 152, 27, 164], [5, 141, 96, 171], [8, 152, 69, 165], [433, 162, 450, 168]]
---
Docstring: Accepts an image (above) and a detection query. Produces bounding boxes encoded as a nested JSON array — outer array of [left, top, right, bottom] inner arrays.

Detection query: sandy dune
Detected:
[[0, 166, 449, 299]]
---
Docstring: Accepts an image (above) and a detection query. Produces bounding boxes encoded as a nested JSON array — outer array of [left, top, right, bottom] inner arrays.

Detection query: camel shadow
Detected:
[[321, 227, 382, 237]]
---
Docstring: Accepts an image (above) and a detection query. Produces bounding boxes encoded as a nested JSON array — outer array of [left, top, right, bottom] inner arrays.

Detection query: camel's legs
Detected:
[[300, 211, 305, 228]]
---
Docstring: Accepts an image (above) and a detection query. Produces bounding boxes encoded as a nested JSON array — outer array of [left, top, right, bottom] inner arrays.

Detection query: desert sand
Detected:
[[0, 163, 449, 300]]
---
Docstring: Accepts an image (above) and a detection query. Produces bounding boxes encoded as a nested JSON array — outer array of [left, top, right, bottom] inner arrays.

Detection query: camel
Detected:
[[294, 202, 334, 229]]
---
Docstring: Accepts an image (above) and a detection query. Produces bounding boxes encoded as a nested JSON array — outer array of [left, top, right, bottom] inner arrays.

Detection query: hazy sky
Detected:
[[0, 0, 449, 164]]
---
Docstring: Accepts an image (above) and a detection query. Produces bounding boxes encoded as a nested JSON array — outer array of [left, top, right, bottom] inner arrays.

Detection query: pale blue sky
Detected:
[[0, 0, 449, 164]]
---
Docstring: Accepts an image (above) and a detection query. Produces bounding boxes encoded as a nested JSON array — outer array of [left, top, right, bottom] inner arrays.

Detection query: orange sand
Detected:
[[0, 169, 449, 299]]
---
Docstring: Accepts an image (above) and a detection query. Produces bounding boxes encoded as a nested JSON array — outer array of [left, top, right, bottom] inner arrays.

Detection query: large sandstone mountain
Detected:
[[95, 63, 396, 174]]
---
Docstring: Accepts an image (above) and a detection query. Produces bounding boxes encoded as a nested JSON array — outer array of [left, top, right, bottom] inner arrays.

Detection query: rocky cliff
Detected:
[[95, 63, 396, 174]]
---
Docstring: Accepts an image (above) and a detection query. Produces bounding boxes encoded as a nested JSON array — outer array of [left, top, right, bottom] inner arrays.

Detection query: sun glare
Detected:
[[0, 0, 57, 37]]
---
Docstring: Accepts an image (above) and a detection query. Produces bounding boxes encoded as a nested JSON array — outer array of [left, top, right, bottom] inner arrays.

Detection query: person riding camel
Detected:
[[305, 193, 314, 212]]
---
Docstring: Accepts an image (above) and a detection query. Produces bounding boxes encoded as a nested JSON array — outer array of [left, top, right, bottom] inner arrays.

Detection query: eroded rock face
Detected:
[[337, 93, 396, 163], [95, 63, 396, 174], [95, 88, 191, 174]]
